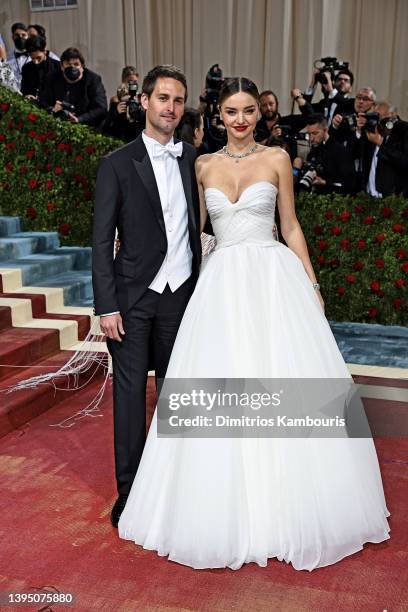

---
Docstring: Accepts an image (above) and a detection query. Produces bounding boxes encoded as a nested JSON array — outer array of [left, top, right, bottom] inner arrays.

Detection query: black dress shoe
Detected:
[[111, 494, 128, 528]]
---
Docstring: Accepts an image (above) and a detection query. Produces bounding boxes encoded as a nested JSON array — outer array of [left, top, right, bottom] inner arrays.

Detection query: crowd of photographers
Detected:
[[1, 21, 407, 198]]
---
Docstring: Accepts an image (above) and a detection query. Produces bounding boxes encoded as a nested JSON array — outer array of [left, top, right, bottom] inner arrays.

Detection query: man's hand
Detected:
[[322, 71, 333, 93], [271, 124, 282, 137], [53, 100, 63, 113], [366, 128, 383, 146], [332, 113, 343, 129], [100, 313, 125, 342], [291, 88, 306, 107], [313, 175, 326, 186], [117, 96, 129, 114], [68, 112, 79, 123]]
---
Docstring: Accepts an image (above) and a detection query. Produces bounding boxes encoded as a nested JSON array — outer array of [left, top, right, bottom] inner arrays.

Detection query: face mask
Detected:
[[64, 66, 81, 81], [14, 36, 26, 51]]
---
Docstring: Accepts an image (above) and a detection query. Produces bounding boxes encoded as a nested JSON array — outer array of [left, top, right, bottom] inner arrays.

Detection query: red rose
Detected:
[[57, 143, 67, 151], [354, 204, 365, 213], [338, 210, 352, 221], [19, 166, 28, 174], [395, 278, 406, 288], [37, 134, 47, 142], [318, 239, 328, 251], [375, 259, 385, 269], [336, 287, 346, 296], [325, 211, 333, 220], [340, 238, 350, 251], [396, 248, 407, 259], [85, 145, 95, 154], [59, 223, 71, 235], [28, 178, 38, 189], [28, 130, 37, 138], [26, 150, 35, 158], [313, 225, 323, 235], [331, 226, 342, 236], [45, 179, 53, 189], [357, 239, 366, 250], [5, 162, 13, 172], [5, 142, 15, 150], [54, 166, 63, 175], [84, 191, 92, 200], [330, 258, 340, 268], [401, 262, 408, 273], [7, 120, 13, 129], [1, 181, 10, 190], [27, 112, 38, 122], [75, 154, 83, 161], [375, 234, 385, 243], [363, 215, 375, 225], [0, 103, 10, 112], [47, 202, 56, 211], [381, 207, 392, 217], [346, 274, 356, 283], [353, 261, 364, 271], [16, 121, 24, 130], [368, 307, 378, 318], [377, 290, 385, 298], [393, 223, 403, 233], [370, 281, 380, 292], [317, 255, 325, 265], [393, 298, 404, 309], [0, 133, 6, 141], [26, 207, 37, 219]]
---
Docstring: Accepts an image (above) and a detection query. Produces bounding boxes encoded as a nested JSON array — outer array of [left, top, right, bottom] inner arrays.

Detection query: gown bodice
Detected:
[[204, 181, 279, 249]]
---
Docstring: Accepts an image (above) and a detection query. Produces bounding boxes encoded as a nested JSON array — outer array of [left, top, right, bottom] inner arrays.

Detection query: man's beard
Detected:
[[264, 111, 278, 121]]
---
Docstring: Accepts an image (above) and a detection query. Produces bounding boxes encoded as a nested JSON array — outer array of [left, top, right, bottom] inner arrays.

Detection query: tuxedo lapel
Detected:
[[131, 136, 166, 236], [177, 143, 197, 234]]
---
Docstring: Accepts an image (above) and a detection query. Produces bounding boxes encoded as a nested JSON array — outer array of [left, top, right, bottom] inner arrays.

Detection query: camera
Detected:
[[314, 57, 349, 85], [341, 111, 380, 133], [51, 100, 76, 120], [126, 80, 142, 122], [298, 160, 324, 191]]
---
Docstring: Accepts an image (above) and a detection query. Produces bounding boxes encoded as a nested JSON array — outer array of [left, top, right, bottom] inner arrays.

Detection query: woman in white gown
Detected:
[[118, 77, 390, 571]]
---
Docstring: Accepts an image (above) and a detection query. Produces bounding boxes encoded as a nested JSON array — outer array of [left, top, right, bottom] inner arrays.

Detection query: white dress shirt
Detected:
[[100, 132, 192, 316], [7, 49, 30, 89], [367, 145, 382, 198]]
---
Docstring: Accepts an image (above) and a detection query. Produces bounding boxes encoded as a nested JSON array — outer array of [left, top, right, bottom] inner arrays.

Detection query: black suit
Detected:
[[306, 136, 357, 195], [21, 55, 60, 98], [92, 134, 201, 495], [39, 67, 107, 127]]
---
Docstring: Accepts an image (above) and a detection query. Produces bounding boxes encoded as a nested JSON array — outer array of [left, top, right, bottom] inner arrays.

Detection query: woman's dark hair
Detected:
[[25, 35, 46, 54], [60, 47, 85, 67], [142, 64, 188, 101], [218, 77, 260, 107], [28, 24, 46, 38], [121, 66, 139, 82], [175, 108, 202, 145]]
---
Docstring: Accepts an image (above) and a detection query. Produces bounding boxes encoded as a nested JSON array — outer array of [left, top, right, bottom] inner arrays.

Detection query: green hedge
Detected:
[[1, 86, 407, 325], [0, 85, 120, 246]]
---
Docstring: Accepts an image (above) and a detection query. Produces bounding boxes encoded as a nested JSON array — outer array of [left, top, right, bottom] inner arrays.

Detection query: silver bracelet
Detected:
[[312, 283, 320, 291]]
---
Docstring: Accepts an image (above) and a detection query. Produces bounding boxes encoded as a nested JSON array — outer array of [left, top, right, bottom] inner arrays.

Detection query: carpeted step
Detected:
[[0, 305, 12, 331], [0, 232, 60, 261], [0, 253, 80, 285], [0, 350, 108, 438], [30, 270, 93, 306], [0, 326, 60, 382]]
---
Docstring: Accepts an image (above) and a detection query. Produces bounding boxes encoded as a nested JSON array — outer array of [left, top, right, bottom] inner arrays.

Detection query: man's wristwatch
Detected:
[[312, 283, 320, 291]]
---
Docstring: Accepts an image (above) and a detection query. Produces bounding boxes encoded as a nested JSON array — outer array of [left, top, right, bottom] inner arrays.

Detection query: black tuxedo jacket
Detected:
[[92, 135, 202, 316]]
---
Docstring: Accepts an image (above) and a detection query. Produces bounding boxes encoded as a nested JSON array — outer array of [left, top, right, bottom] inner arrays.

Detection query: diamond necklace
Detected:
[[222, 143, 258, 163]]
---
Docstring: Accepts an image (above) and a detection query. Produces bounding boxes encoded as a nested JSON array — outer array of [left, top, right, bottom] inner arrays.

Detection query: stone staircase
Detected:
[[0, 216, 107, 438]]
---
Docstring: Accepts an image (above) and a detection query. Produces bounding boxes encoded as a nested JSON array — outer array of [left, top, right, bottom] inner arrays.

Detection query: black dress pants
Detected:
[[107, 276, 194, 495]]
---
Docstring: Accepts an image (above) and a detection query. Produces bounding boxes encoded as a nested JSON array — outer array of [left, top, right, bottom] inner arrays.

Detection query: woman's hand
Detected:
[[315, 289, 325, 312]]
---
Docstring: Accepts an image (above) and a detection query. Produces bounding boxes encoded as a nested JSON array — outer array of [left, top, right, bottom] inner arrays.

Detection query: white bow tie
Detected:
[[152, 141, 183, 159]]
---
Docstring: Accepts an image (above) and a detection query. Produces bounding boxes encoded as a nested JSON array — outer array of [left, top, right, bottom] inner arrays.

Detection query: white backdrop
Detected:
[[1, 0, 407, 116]]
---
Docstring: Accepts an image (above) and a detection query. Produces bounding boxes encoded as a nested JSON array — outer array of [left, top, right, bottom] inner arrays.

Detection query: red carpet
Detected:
[[0, 378, 407, 611]]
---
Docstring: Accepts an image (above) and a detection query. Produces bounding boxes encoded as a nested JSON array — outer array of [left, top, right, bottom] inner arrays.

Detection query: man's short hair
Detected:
[[25, 35, 46, 54], [359, 87, 376, 101], [60, 47, 85, 66], [335, 68, 354, 86], [11, 22, 27, 35], [28, 24, 46, 38], [259, 89, 278, 100], [306, 113, 328, 128], [142, 65, 188, 101]]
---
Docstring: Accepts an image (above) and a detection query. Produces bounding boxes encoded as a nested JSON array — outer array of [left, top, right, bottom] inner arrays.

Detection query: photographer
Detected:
[[101, 66, 145, 141], [296, 114, 356, 195], [199, 64, 227, 152], [39, 47, 107, 127], [255, 90, 307, 159], [292, 59, 354, 127], [354, 103, 408, 197], [21, 35, 60, 101], [330, 87, 376, 150]]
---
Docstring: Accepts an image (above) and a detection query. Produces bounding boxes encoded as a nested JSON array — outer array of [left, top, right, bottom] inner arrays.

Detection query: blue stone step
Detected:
[[0, 232, 60, 261], [0, 217, 21, 237], [0, 253, 79, 285], [330, 321, 408, 368], [30, 270, 93, 306], [52, 246, 92, 270]]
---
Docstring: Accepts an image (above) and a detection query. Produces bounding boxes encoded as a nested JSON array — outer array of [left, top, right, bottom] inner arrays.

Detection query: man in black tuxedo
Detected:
[[92, 65, 202, 527]]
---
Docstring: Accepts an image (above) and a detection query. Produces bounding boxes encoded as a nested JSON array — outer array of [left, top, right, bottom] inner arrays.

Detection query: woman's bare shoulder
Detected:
[[260, 145, 291, 165], [195, 151, 222, 174]]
